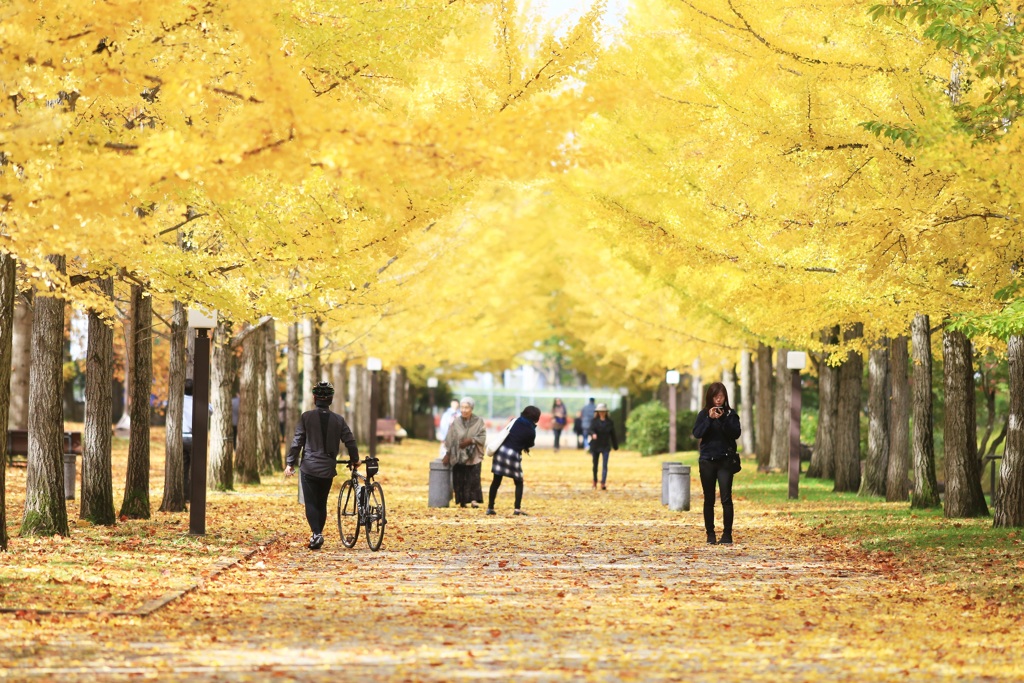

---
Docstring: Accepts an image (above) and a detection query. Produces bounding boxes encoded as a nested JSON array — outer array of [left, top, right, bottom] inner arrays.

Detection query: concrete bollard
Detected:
[[667, 464, 691, 512], [63, 453, 77, 500], [662, 461, 681, 505], [428, 457, 452, 507]]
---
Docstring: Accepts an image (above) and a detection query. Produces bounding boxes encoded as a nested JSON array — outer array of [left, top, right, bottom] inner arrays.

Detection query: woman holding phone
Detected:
[[691, 382, 741, 545]]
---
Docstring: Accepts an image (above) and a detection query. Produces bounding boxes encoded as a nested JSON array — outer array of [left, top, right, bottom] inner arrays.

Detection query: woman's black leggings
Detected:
[[698, 459, 734, 534], [300, 471, 334, 535], [488, 475, 523, 510]]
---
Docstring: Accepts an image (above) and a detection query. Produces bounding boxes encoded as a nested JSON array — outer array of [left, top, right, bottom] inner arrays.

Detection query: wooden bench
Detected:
[[6, 429, 83, 467], [375, 418, 402, 444]]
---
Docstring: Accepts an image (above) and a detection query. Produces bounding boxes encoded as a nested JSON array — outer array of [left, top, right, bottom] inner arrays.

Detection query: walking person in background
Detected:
[[487, 406, 540, 517], [437, 399, 460, 457], [443, 397, 487, 508], [691, 382, 741, 545], [588, 402, 618, 490], [580, 397, 597, 450], [551, 398, 568, 452], [285, 381, 360, 550], [574, 410, 585, 449]]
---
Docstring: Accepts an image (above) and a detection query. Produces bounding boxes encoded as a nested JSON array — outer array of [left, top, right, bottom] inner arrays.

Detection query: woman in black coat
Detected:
[[691, 382, 741, 545], [487, 406, 540, 516], [588, 402, 618, 490]]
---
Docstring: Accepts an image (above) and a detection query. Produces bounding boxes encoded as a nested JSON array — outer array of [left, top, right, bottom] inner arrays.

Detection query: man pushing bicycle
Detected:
[[285, 381, 360, 550]]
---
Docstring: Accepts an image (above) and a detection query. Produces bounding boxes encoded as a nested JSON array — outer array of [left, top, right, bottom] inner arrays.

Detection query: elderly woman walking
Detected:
[[443, 397, 487, 508]]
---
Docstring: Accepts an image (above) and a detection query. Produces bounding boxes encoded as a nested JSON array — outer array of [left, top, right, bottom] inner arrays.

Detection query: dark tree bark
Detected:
[[302, 317, 321, 411], [285, 322, 301, 447], [261, 319, 281, 473], [0, 254, 14, 550], [21, 255, 69, 537], [755, 342, 774, 469], [740, 350, 755, 455], [910, 314, 941, 508], [860, 342, 890, 497], [769, 347, 790, 471], [208, 319, 234, 491], [995, 335, 1024, 527], [808, 328, 840, 479], [8, 286, 31, 431], [119, 284, 152, 520], [234, 324, 261, 485], [886, 335, 911, 502], [942, 328, 988, 518], [255, 323, 271, 475], [81, 277, 116, 525], [834, 323, 863, 493], [159, 300, 187, 512]]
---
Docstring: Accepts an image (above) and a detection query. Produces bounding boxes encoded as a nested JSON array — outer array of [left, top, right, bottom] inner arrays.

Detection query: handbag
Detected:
[[486, 418, 515, 457], [725, 449, 742, 474]]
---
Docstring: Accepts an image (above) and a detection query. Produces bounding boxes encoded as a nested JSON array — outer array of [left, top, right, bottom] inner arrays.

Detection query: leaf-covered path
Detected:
[[3, 442, 1022, 681]]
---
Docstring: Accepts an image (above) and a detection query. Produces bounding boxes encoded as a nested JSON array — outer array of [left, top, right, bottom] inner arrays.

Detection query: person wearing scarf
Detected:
[[443, 397, 487, 508]]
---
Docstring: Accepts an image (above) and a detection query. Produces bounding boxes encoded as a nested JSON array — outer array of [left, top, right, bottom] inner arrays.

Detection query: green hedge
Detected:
[[625, 401, 699, 456]]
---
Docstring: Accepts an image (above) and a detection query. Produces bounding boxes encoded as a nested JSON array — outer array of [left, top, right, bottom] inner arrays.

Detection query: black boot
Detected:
[[706, 531, 717, 545], [719, 531, 733, 545]]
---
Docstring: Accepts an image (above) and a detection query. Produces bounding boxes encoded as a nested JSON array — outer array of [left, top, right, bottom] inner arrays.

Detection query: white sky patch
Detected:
[[531, 0, 629, 45]]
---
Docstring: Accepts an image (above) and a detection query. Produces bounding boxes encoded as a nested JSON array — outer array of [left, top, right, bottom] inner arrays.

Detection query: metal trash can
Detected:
[[428, 457, 452, 508], [662, 461, 681, 505], [63, 453, 77, 500], [668, 464, 691, 512]]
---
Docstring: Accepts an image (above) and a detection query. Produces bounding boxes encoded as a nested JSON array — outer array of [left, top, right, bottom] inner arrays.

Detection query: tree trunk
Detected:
[[21, 255, 69, 536], [994, 335, 1024, 527], [285, 323, 301, 447], [208, 319, 234, 491], [860, 342, 890, 497], [755, 343, 774, 468], [834, 323, 863, 493], [348, 363, 360, 440], [910, 314, 941, 508], [942, 328, 988, 517], [81, 277, 116, 525], [808, 328, 839, 479], [332, 360, 348, 418], [739, 350, 755, 455], [254, 323, 271, 475], [119, 284, 152, 520], [690, 358, 702, 411], [0, 254, 14, 549], [159, 301, 187, 512], [8, 287, 31, 430], [886, 335, 911, 502], [234, 325, 261, 485], [261, 319, 281, 473], [769, 347, 790, 471], [722, 365, 736, 416], [302, 317, 320, 411]]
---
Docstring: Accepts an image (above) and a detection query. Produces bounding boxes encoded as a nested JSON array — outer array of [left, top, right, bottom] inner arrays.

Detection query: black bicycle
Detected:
[[336, 457, 386, 551]]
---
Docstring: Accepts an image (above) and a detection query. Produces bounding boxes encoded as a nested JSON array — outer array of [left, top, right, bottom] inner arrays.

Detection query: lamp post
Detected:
[[618, 386, 630, 441], [187, 307, 217, 536], [367, 357, 382, 460], [666, 370, 681, 454], [427, 376, 438, 441], [786, 351, 806, 500]]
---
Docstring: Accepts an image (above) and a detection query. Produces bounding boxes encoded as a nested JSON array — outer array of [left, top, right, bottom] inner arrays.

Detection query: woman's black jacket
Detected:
[[588, 417, 619, 452], [691, 408, 741, 462]]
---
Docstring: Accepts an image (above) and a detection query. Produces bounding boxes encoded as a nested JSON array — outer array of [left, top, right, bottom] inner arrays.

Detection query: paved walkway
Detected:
[[1, 446, 1021, 681]]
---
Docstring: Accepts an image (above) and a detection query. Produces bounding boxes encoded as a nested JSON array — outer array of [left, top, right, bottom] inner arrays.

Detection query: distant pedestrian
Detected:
[[588, 403, 618, 490], [574, 410, 584, 449], [443, 397, 487, 508], [437, 399, 459, 457], [285, 381, 360, 550], [486, 406, 540, 517], [580, 397, 597, 450], [551, 398, 568, 452], [691, 382, 741, 545]]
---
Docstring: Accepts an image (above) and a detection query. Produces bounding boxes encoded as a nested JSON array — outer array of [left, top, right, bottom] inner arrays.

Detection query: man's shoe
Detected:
[[486, 509, 496, 515], [309, 533, 324, 550], [706, 532, 717, 545], [719, 533, 733, 545]]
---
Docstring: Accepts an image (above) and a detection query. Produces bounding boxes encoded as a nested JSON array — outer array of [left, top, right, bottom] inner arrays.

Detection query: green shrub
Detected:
[[625, 402, 700, 456]]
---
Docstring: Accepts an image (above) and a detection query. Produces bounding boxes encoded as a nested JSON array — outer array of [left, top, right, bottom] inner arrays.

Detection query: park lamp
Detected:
[[367, 356, 383, 372], [665, 370, 680, 385], [786, 352, 807, 370], [426, 377, 439, 388], [187, 307, 217, 329], [186, 306, 216, 537]]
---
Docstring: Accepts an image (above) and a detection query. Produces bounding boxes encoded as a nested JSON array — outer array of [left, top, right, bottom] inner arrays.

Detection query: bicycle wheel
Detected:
[[364, 481, 386, 551], [337, 479, 359, 548]]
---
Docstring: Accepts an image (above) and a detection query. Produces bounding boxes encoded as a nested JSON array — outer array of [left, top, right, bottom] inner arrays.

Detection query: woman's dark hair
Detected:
[[702, 382, 731, 411], [551, 398, 563, 411], [521, 406, 542, 424]]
